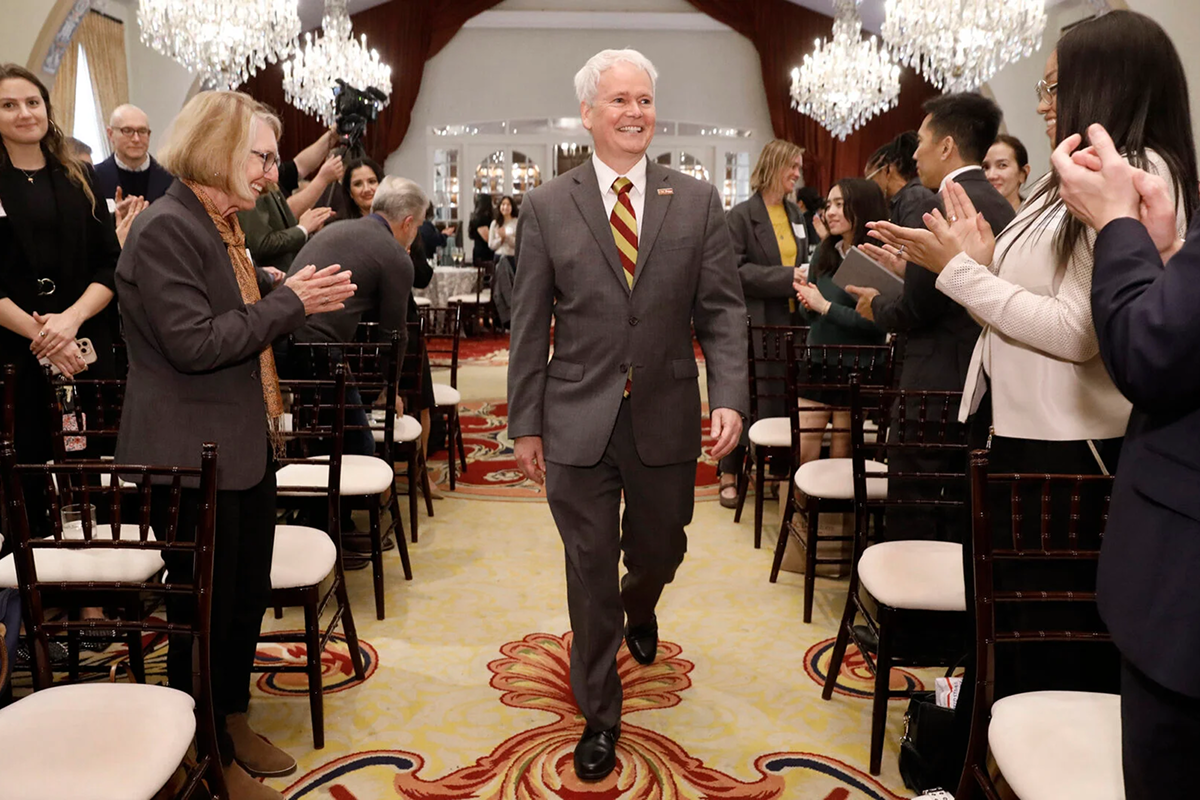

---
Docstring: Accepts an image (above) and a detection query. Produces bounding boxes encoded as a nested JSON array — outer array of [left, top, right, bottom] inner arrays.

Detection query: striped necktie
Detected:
[[610, 177, 637, 395], [610, 177, 638, 288]]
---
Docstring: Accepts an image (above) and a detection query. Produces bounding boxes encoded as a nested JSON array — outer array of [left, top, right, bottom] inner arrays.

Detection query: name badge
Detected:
[[106, 198, 117, 214], [792, 222, 807, 241], [0, 198, 6, 218]]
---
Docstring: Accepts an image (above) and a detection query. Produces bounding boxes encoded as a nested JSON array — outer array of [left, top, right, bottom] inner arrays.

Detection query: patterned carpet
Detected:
[[13, 364, 927, 799]]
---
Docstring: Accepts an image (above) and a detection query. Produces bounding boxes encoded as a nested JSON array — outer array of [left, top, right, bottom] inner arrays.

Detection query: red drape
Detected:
[[686, 0, 939, 192], [239, 0, 505, 162]]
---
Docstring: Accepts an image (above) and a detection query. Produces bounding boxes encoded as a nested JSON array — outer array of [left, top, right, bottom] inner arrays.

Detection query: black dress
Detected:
[[0, 159, 119, 465], [469, 212, 495, 264]]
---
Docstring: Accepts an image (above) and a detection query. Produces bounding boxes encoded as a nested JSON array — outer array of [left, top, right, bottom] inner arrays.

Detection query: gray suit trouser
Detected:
[[545, 397, 695, 730]]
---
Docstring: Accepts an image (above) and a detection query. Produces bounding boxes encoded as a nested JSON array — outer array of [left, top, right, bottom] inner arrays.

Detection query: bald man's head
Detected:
[[107, 104, 151, 167]]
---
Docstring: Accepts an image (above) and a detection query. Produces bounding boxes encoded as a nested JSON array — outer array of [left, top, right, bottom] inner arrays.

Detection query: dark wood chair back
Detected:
[[959, 450, 1116, 798], [745, 321, 808, 423], [1, 364, 13, 444], [277, 363, 348, 536], [45, 376, 127, 461], [848, 379, 970, 543], [471, 260, 496, 303], [419, 305, 463, 388], [785, 337, 895, 462], [0, 440, 224, 793]]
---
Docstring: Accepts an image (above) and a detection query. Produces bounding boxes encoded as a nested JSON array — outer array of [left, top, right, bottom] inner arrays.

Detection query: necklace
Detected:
[[15, 166, 39, 184]]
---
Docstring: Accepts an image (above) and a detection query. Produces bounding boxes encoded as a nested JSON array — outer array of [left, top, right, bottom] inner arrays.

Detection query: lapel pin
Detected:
[[658, 188, 674, 196]]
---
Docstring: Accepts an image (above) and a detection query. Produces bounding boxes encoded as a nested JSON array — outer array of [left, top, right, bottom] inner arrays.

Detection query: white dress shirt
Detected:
[[935, 152, 1185, 440], [115, 155, 150, 173], [592, 153, 647, 236], [488, 218, 518, 257], [939, 164, 982, 194]]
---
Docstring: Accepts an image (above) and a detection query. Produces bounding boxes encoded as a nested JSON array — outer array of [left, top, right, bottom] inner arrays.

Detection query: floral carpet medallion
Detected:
[[283, 632, 906, 800], [803, 638, 924, 699], [255, 630, 378, 695], [426, 403, 720, 501]]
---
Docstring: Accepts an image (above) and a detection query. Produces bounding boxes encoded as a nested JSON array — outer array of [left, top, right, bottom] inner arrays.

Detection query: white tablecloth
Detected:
[[414, 266, 477, 308]]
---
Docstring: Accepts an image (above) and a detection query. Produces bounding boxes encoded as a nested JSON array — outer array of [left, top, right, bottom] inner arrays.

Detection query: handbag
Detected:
[[898, 690, 958, 793]]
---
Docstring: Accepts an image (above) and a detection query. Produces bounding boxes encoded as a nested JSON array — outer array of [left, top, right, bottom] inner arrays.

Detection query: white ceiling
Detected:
[[298, 0, 1076, 34]]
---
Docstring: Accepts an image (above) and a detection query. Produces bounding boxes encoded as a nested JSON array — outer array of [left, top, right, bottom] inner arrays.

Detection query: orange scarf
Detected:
[[183, 179, 285, 457]]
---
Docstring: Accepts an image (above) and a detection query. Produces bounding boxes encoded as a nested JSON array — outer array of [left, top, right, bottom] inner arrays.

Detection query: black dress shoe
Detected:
[[574, 722, 620, 782], [625, 618, 658, 665]]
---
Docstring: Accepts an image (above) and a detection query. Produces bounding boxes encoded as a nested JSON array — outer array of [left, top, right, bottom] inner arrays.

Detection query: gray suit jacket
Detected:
[[726, 192, 806, 328], [507, 158, 749, 467], [115, 180, 307, 489], [871, 168, 1016, 406]]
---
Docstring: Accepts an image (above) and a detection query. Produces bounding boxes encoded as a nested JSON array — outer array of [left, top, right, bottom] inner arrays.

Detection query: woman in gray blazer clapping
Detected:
[[114, 91, 355, 800], [720, 139, 808, 505]]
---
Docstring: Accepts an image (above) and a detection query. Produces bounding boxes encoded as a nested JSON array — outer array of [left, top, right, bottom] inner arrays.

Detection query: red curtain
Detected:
[[686, 0, 938, 192], [239, 0, 504, 162]]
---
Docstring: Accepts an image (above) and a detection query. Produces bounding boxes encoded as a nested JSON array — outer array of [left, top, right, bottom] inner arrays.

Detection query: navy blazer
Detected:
[[94, 155, 174, 203], [1092, 214, 1200, 698]]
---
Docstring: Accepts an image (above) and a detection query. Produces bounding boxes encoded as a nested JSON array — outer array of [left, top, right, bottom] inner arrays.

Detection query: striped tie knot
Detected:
[[613, 176, 633, 195]]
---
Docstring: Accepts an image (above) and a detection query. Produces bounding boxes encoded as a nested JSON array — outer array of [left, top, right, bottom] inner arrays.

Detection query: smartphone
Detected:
[[39, 336, 98, 376]]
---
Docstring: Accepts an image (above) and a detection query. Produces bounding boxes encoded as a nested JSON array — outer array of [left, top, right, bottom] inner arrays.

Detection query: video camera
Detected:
[[333, 79, 387, 160]]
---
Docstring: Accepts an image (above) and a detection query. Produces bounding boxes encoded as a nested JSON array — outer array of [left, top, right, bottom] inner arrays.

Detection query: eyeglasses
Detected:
[[250, 149, 280, 173], [1035, 79, 1059, 103], [115, 126, 151, 139]]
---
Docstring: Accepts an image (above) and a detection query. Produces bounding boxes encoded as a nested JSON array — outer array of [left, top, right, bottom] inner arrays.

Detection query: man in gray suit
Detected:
[[507, 49, 749, 782]]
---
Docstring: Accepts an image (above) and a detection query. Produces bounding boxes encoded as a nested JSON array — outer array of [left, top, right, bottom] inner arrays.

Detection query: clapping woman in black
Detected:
[[0, 64, 119, 495]]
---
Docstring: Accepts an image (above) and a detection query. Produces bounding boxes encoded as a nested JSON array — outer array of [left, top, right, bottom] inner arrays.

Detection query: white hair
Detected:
[[372, 176, 428, 224], [574, 49, 658, 107]]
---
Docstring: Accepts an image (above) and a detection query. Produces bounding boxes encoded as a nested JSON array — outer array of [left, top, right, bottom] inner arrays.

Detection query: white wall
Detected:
[[1, 0, 53, 69], [987, 0, 1200, 180], [385, 25, 773, 202]]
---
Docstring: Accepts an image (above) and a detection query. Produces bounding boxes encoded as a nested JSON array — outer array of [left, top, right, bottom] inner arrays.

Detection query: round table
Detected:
[[414, 266, 478, 308]]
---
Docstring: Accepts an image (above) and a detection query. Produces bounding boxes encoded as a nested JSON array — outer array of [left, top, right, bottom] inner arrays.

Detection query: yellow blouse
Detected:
[[766, 203, 797, 266]]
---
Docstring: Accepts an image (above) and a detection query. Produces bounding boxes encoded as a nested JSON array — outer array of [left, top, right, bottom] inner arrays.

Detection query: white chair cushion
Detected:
[[0, 524, 164, 589], [371, 413, 423, 444], [0, 682, 196, 800], [794, 457, 887, 500], [748, 417, 789, 447], [271, 525, 336, 589], [448, 289, 492, 304], [857, 540, 966, 611], [433, 383, 461, 407], [989, 691, 1124, 800], [276, 454, 394, 497], [413, 295, 433, 306]]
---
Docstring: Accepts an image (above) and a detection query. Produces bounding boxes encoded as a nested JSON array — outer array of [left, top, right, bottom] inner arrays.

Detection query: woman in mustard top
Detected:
[[721, 139, 810, 506]]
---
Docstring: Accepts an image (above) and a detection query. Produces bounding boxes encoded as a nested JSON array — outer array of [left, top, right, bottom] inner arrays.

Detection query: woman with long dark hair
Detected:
[[792, 178, 888, 463], [342, 156, 384, 220], [488, 195, 518, 260], [469, 193, 495, 263], [0, 63, 119, 514], [866, 9, 1197, 700]]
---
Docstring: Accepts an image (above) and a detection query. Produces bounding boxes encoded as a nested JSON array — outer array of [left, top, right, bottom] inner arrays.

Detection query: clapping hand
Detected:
[[845, 286, 879, 321], [1052, 123, 1140, 231], [794, 280, 831, 315], [115, 195, 149, 247], [865, 181, 995, 273], [284, 264, 356, 315]]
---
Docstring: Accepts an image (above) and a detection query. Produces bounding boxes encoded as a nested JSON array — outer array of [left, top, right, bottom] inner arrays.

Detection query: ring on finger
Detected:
[[38, 330, 47, 338], [898, 245, 906, 255], [950, 215, 959, 222]]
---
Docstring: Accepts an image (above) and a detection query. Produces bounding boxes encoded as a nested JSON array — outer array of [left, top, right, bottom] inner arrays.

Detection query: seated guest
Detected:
[[983, 133, 1032, 212], [342, 157, 384, 220], [115, 89, 355, 800], [94, 103, 172, 204], [718, 138, 807, 506], [419, 202, 456, 263], [286, 176, 423, 456], [792, 178, 888, 465]]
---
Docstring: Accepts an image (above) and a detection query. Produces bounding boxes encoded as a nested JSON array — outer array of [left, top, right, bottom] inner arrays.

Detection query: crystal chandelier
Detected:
[[138, 0, 300, 90], [882, 0, 1047, 93], [790, 0, 901, 141], [281, 0, 392, 127]]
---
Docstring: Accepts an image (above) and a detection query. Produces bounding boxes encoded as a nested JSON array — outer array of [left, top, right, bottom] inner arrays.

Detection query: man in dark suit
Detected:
[[94, 104, 173, 205], [852, 93, 1015, 542], [508, 48, 748, 782], [1056, 122, 1199, 798]]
